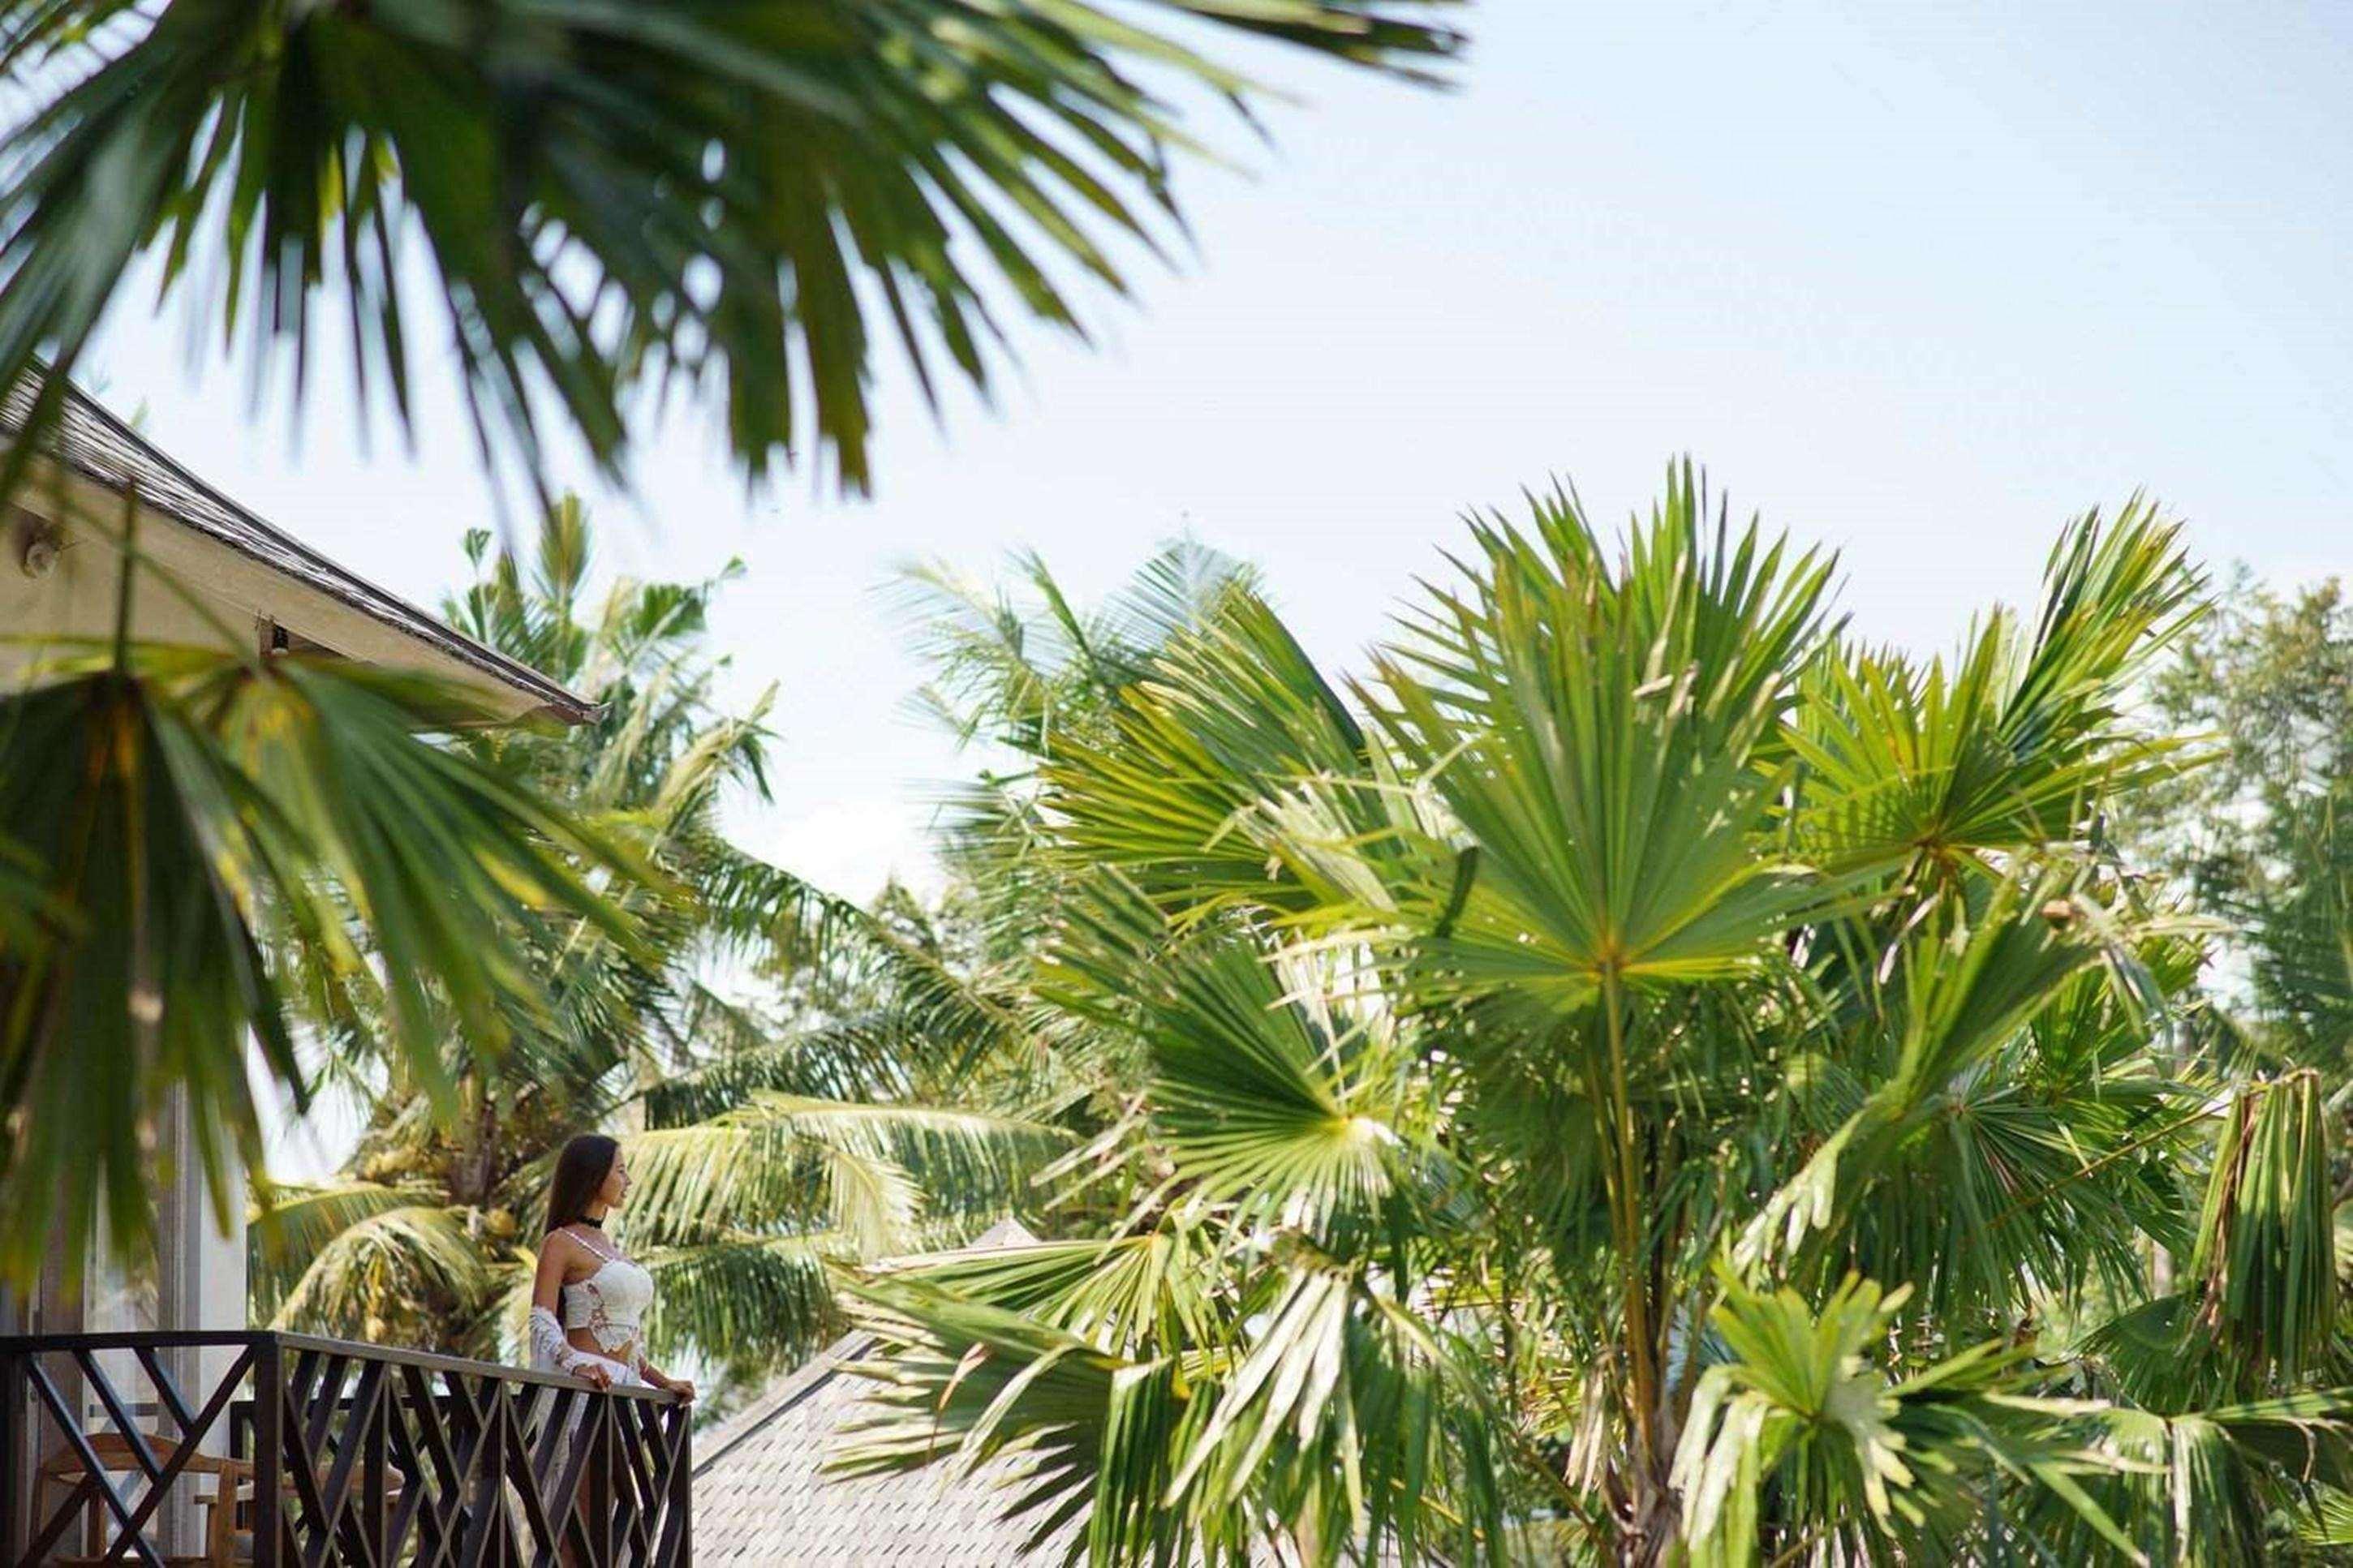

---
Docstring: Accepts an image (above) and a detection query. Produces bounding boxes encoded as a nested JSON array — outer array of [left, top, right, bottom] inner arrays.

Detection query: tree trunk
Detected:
[[1609, 1443, 1681, 1565], [457, 1089, 501, 1209]]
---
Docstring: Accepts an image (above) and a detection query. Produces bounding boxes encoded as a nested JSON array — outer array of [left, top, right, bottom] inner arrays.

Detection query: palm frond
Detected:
[[635, 1233, 841, 1370], [2187, 1071, 2336, 1390], [640, 1013, 921, 1124], [624, 1095, 1065, 1254], [835, 1278, 1166, 1559], [1672, 1273, 2136, 1566], [876, 1226, 1232, 1357], [1737, 871, 2111, 1282], [0, 0, 1459, 500], [1371, 466, 1843, 1020], [2048, 1390, 2353, 1566], [269, 1204, 494, 1342], [247, 1177, 440, 1321], [841, 1241, 1509, 1565], [703, 854, 1031, 1077], [0, 642, 637, 1290], [1046, 586, 1393, 921], [1064, 909, 1416, 1232], [1791, 499, 2205, 879]]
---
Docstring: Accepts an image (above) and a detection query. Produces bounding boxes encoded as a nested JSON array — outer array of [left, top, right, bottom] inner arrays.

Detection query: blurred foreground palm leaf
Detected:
[[0, 641, 640, 1291], [0, 0, 1460, 500]]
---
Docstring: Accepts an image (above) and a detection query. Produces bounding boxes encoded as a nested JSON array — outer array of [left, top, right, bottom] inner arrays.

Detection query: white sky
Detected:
[[68, 0, 2353, 910]]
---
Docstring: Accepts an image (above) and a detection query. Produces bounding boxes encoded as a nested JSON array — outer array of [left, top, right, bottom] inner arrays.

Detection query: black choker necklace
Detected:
[[577, 1217, 604, 1230]]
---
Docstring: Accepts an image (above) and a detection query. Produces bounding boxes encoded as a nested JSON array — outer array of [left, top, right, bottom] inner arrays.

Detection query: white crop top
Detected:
[[528, 1228, 655, 1381]]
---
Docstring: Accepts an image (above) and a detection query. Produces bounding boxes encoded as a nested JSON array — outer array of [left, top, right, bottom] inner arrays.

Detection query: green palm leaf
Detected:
[[1045, 585, 1400, 921], [1673, 1273, 2138, 1566], [1737, 872, 2112, 1278], [267, 1203, 494, 1340], [0, 0, 1458, 500], [1155, 956, 1404, 1226], [624, 1094, 1065, 1254], [2048, 1391, 2353, 1566], [703, 855, 1035, 1076], [634, 1233, 841, 1369], [1790, 500, 2204, 878], [842, 1239, 1509, 1565], [247, 1177, 441, 1320], [871, 1226, 1231, 1359], [1370, 466, 1841, 1016], [0, 643, 638, 1289], [2187, 1071, 2336, 1388]]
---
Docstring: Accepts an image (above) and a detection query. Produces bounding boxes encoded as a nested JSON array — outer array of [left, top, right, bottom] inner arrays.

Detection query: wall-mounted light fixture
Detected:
[[11, 507, 61, 579]]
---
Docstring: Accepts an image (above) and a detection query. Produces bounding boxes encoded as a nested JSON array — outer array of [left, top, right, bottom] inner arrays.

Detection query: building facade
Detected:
[[0, 379, 685, 1566]]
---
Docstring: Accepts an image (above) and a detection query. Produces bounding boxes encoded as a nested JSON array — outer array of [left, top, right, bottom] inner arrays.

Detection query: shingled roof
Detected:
[[1, 376, 596, 723], [691, 1221, 1082, 1565]]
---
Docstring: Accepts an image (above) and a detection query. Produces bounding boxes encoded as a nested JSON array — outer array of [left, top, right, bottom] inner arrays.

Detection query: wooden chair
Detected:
[[36, 1433, 411, 1565], [33, 1432, 249, 1566], [214, 1461, 411, 1563]]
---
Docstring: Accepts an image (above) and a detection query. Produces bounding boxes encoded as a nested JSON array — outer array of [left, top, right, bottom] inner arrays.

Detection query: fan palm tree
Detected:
[[249, 499, 1061, 1382], [0, 0, 1459, 501], [837, 470, 2353, 1563]]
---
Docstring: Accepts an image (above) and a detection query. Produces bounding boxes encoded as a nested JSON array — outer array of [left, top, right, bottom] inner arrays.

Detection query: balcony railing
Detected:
[[0, 1330, 689, 1566]]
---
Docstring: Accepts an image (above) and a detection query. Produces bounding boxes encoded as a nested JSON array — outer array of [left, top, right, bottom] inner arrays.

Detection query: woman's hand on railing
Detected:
[[574, 1360, 615, 1390], [637, 1355, 693, 1403]]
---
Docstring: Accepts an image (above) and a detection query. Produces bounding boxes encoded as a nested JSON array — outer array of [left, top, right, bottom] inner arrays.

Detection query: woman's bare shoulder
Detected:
[[539, 1227, 592, 1268]]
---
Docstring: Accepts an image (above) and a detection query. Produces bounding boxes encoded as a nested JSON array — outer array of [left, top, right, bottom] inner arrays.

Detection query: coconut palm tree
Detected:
[[248, 500, 1061, 1382], [0, 0, 1459, 501], [837, 471, 2353, 1563]]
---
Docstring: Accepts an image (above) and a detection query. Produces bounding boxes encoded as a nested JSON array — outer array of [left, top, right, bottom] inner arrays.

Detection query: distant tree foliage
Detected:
[[2140, 571, 2353, 1068]]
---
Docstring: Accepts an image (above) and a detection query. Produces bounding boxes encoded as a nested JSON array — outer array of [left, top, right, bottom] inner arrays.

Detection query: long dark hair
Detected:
[[545, 1133, 620, 1237]]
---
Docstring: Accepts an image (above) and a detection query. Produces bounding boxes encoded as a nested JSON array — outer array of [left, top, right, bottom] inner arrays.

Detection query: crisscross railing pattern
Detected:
[[0, 1330, 689, 1566]]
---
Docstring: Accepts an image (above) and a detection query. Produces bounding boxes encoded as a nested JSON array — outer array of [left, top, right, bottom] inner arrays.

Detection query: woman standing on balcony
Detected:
[[527, 1134, 696, 1402]]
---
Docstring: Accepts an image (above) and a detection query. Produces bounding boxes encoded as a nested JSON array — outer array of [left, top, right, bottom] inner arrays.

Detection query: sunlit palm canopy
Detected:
[[835, 470, 2353, 1564]]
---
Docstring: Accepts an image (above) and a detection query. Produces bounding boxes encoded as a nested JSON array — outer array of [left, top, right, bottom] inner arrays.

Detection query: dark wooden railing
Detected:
[[0, 1330, 689, 1566]]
